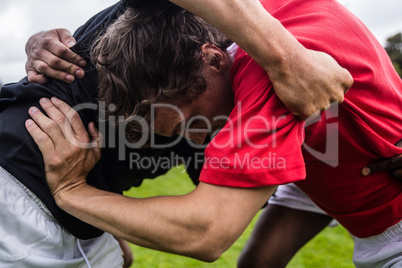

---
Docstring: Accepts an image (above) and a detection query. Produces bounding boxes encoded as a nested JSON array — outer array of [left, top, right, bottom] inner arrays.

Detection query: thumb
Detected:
[[27, 70, 48, 84], [56, 28, 76, 48]]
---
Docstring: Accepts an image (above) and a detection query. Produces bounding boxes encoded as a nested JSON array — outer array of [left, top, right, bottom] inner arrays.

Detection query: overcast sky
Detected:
[[1, 0, 402, 84]]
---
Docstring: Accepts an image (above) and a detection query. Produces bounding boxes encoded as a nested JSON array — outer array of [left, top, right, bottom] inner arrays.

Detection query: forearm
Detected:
[[55, 182, 269, 262], [169, 0, 353, 119], [56, 185, 214, 260], [170, 0, 299, 73]]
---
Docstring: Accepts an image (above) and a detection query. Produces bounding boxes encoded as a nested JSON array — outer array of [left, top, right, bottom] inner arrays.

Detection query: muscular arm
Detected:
[[55, 182, 275, 261], [25, 0, 352, 119], [171, 0, 289, 72], [171, 0, 353, 119], [25, 97, 276, 261]]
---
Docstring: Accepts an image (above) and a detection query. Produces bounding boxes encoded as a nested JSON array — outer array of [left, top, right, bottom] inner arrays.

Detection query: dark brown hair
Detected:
[[91, 4, 231, 142]]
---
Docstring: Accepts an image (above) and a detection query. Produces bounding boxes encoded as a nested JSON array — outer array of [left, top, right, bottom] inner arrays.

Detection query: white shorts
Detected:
[[352, 221, 402, 268], [0, 166, 124, 268], [268, 183, 338, 226], [268, 183, 329, 215], [270, 183, 402, 267]]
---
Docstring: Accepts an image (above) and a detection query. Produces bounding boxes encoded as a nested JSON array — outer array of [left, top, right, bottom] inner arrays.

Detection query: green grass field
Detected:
[[124, 166, 354, 267]]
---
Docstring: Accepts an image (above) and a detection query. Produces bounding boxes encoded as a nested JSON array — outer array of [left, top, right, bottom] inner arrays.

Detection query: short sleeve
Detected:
[[199, 50, 306, 187]]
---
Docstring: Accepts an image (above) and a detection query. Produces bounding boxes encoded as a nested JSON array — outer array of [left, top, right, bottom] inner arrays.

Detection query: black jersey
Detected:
[[0, 1, 203, 239]]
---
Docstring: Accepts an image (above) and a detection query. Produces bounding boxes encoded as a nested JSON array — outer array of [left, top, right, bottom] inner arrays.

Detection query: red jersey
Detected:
[[199, 0, 402, 238]]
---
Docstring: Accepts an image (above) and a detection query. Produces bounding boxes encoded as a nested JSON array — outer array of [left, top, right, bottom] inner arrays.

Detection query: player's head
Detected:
[[91, 3, 233, 143]]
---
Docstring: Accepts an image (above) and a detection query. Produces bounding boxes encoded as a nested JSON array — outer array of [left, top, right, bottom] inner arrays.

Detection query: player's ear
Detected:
[[201, 43, 228, 73]]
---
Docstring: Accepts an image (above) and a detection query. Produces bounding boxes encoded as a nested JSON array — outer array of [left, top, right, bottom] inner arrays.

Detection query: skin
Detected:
[[170, 0, 352, 119], [153, 44, 234, 145], [25, 0, 353, 120], [25, 29, 86, 84], [361, 138, 402, 179], [24, 41, 402, 266], [21, 0, 401, 263], [24, 45, 279, 261], [237, 205, 333, 268], [238, 139, 402, 267], [25, 26, 402, 175], [114, 236, 134, 268], [25, 94, 402, 263], [25, 97, 277, 261]]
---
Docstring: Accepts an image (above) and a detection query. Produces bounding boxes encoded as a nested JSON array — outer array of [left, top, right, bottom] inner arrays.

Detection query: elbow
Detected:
[[189, 239, 227, 263], [199, 243, 227, 263], [185, 223, 237, 262], [193, 252, 222, 263]]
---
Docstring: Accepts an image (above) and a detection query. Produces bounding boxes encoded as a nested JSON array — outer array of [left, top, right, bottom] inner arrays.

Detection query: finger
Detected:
[[46, 30, 86, 68], [395, 139, 402, 148], [50, 97, 90, 143], [37, 49, 85, 80], [362, 155, 402, 176], [342, 68, 354, 94], [28, 106, 66, 142], [26, 70, 48, 84], [88, 122, 101, 146], [392, 169, 402, 181], [333, 89, 345, 104], [32, 55, 76, 83], [38, 98, 74, 138], [88, 122, 102, 161], [55, 28, 76, 48], [25, 119, 55, 153], [303, 109, 322, 122]]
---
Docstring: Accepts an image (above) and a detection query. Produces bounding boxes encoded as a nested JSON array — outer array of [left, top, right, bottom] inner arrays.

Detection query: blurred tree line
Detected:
[[385, 32, 402, 78]]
